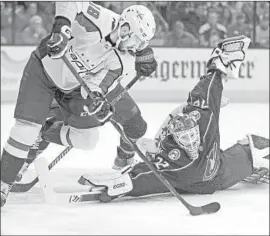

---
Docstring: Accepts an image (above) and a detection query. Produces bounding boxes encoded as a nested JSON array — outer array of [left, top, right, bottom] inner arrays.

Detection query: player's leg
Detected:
[[79, 159, 189, 202], [31, 88, 100, 151], [212, 134, 269, 190], [106, 84, 147, 170], [1, 52, 55, 207], [127, 162, 173, 196], [240, 134, 269, 184], [15, 100, 64, 182]]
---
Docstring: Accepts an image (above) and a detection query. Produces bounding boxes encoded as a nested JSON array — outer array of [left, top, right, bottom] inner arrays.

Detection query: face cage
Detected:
[[172, 125, 200, 160]]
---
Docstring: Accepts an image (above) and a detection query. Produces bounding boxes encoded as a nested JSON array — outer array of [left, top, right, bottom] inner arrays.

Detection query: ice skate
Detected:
[[1, 181, 12, 207]]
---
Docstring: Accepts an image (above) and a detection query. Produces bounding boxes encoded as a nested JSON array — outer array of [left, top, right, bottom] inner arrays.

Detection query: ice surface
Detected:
[[1, 103, 269, 235]]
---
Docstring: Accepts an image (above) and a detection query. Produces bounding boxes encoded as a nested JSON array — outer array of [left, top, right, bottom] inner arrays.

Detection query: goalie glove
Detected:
[[47, 16, 73, 59], [207, 35, 251, 79]]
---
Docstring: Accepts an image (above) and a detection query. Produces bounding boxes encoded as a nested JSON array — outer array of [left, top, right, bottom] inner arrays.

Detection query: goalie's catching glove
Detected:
[[207, 35, 251, 79], [135, 47, 157, 77], [47, 16, 73, 59], [83, 92, 114, 124]]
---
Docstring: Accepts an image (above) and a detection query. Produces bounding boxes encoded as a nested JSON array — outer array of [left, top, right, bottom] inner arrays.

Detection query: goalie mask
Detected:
[[167, 114, 200, 160], [117, 5, 156, 52]]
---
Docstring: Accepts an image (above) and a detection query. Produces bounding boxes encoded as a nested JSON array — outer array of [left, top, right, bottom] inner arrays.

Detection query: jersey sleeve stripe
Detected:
[[203, 112, 213, 143], [206, 72, 216, 105]]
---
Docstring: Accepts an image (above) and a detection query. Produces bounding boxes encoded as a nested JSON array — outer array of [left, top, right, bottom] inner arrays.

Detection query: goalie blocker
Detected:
[[78, 36, 269, 202]]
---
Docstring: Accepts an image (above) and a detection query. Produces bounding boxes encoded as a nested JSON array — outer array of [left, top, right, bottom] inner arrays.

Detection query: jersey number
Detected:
[[87, 2, 100, 19], [153, 157, 170, 170]]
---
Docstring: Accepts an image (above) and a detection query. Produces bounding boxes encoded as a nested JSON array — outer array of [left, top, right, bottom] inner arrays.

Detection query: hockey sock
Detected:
[[117, 136, 135, 160], [1, 149, 25, 184], [27, 139, 50, 161]]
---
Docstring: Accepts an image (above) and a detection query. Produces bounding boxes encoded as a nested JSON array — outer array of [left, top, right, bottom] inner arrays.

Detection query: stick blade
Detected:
[[190, 202, 221, 216]]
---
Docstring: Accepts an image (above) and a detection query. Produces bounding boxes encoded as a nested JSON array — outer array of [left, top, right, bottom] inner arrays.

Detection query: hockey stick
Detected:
[[61, 55, 221, 215], [11, 146, 73, 192], [11, 63, 141, 193], [34, 156, 103, 204]]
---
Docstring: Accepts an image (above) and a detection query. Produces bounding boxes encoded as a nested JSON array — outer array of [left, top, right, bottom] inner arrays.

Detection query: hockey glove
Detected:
[[135, 47, 157, 77], [47, 16, 73, 59], [83, 92, 114, 124], [206, 35, 251, 79]]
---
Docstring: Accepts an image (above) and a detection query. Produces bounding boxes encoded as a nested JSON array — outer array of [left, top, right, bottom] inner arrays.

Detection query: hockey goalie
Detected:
[[79, 36, 269, 202]]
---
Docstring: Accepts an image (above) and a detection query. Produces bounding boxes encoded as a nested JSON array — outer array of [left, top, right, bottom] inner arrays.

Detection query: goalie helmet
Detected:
[[167, 113, 201, 160], [116, 5, 156, 52]]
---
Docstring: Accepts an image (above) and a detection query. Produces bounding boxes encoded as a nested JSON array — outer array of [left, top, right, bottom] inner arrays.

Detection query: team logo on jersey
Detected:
[[203, 142, 220, 181], [168, 149, 181, 161], [189, 110, 201, 121]]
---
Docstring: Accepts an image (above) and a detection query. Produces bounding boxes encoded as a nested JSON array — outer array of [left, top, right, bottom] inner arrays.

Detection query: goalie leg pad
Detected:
[[80, 166, 133, 197]]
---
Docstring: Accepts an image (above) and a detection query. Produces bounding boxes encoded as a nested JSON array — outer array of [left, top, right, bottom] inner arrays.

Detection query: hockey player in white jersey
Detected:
[[0, 2, 157, 207]]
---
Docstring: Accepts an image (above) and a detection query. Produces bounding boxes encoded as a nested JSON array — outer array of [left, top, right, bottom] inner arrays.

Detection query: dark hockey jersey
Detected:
[[152, 73, 223, 191]]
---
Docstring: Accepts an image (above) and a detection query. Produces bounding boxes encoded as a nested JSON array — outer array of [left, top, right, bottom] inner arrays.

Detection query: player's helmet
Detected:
[[117, 5, 156, 52], [167, 114, 200, 160]]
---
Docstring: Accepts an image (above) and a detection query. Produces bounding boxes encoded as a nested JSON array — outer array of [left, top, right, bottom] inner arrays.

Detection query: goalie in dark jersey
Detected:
[[80, 36, 269, 201]]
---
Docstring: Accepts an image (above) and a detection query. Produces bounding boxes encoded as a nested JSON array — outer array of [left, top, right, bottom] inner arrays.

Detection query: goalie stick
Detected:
[[57, 55, 221, 216], [11, 70, 141, 193]]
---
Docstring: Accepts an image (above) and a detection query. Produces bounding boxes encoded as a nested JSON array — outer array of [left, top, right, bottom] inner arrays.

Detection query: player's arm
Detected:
[[187, 36, 251, 120], [47, 2, 117, 59], [47, 2, 83, 59], [186, 71, 224, 122]]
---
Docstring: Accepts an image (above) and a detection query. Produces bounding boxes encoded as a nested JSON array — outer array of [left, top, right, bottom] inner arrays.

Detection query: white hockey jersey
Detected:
[[39, 2, 136, 94]]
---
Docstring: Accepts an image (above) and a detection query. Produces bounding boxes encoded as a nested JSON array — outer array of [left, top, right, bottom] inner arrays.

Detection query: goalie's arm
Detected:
[[186, 71, 224, 123]]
